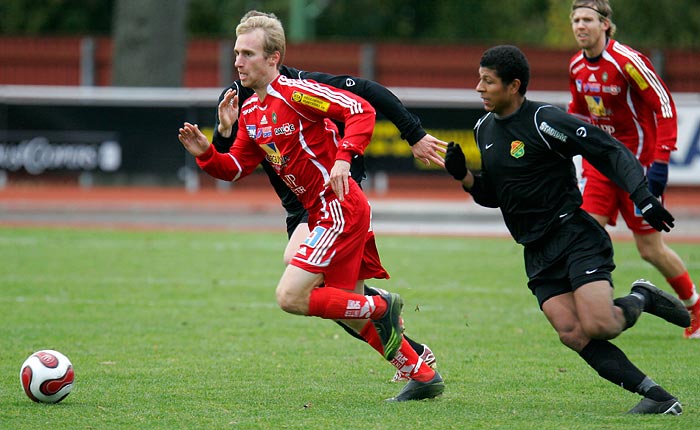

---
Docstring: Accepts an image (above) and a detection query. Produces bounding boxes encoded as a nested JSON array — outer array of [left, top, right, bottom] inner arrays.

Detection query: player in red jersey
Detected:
[[568, 0, 699, 338], [178, 12, 443, 401]]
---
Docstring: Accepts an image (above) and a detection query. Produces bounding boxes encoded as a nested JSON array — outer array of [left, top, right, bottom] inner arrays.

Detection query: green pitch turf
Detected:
[[0, 227, 698, 429]]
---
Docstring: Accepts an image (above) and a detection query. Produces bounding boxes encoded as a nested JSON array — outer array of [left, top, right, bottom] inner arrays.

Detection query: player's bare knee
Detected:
[[580, 319, 620, 340], [557, 327, 587, 351], [275, 285, 305, 315], [636, 247, 655, 264]]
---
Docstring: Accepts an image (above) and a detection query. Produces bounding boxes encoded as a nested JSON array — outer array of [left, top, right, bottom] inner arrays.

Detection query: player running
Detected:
[[445, 45, 688, 414], [568, 0, 699, 338], [179, 11, 444, 402]]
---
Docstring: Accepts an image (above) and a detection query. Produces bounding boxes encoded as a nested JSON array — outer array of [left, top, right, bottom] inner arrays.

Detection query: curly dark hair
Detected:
[[479, 45, 530, 96]]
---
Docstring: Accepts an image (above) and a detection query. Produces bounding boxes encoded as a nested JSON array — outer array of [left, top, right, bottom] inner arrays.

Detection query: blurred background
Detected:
[[1, 0, 699, 195]]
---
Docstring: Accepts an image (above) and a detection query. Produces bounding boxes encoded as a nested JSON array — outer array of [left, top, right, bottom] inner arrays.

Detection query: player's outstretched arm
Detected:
[[412, 133, 448, 167], [178, 123, 211, 157]]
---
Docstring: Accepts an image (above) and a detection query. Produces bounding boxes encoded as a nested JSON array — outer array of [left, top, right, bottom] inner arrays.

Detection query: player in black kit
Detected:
[[444, 45, 689, 415]]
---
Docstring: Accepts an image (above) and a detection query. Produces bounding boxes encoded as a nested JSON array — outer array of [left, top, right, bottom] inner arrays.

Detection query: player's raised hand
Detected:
[[178, 122, 211, 157], [444, 141, 469, 181], [412, 134, 448, 167], [217, 89, 239, 138]]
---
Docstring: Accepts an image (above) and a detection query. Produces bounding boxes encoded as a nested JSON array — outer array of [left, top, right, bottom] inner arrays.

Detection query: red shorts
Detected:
[[580, 161, 657, 235], [290, 182, 389, 290]]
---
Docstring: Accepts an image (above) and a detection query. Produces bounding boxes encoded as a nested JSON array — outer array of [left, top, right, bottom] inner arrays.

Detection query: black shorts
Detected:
[[525, 209, 615, 308], [285, 210, 310, 239]]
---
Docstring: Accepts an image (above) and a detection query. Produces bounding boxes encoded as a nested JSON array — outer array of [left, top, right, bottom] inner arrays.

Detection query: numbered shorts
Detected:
[[290, 185, 389, 290]]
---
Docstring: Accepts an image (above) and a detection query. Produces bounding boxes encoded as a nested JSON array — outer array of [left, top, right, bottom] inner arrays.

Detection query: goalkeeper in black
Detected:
[[445, 45, 689, 415]]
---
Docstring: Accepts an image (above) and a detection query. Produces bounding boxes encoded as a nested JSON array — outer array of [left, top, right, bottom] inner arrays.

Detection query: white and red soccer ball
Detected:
[[20, 350, 74, 403]]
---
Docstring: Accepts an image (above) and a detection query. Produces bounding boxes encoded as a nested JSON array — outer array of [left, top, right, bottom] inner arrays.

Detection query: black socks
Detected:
[[613, 295, 644, 330], [579, 340, 676, 401], [578, 339, 645, 393]]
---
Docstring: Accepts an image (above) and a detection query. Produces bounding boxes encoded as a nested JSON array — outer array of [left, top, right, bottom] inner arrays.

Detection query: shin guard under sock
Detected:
[[578, 339, 645, 393], [613, 295, 643, 330], [307, 287, 386, 320]]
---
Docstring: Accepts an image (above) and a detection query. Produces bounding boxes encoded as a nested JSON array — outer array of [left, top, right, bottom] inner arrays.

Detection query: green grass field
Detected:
[[1, 227, 698, 429]]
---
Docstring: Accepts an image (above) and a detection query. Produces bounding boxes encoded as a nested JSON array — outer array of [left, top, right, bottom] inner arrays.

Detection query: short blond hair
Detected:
[[236, 10, 286, 66], [571, 0, 616, 38]]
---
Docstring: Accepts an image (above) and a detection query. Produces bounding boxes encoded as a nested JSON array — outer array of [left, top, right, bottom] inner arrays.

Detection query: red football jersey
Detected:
[[196, 75, 376, 213], [568, 39, 677, 165]]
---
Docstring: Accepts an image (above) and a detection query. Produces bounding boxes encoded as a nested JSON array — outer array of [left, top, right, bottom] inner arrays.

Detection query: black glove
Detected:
[[444, 141, 468, 181], [637, 195, 675, 232], [646, 161, 668, 197]]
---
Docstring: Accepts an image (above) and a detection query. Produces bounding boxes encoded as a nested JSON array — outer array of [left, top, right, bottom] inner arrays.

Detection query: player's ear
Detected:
[[268, 51, 281, 67], [509, 79, 522, 95]]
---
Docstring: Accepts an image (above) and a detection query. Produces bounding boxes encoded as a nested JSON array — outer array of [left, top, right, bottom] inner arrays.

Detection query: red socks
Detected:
[[307, 287, 387, 320], [359, 322, 435, 382], [667, 272, 699, 306]]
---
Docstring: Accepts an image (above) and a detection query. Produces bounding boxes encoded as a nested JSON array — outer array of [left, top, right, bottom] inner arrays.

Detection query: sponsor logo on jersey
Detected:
[[260, 142, 289, 167], [598, 124, 616, 134], [274, 123, 296, 136], [510, 140, 525, 158], [246, 125, 256, 139], [584, 95, 607, 117], [242, 105, 258, 115], [602, 85, 621, 95], [281, 174, 306, 196], [584, 82, 601, 92], [255, 126, 272, 139], [584, 74, 601, 92], [291, 91, 330, 112], [625, 63, 649, 90], [260, 115, 268, 125], [539, 122, 567, 142]]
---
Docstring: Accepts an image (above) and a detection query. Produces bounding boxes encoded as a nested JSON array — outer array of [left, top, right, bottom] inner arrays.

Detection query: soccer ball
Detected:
[[20, 350, 75, 403]]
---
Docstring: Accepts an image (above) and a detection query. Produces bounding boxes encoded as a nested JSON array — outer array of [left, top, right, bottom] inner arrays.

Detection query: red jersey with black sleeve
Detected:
[[196, 74, 376, 214], [568, 39, 677, 165]]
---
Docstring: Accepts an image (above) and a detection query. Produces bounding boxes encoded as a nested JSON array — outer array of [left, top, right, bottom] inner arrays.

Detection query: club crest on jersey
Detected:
[[291, 91, 330, 112], [510, 141, 525, 158], [260, 142, 289, 167]]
